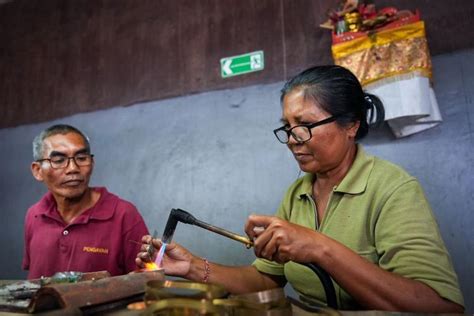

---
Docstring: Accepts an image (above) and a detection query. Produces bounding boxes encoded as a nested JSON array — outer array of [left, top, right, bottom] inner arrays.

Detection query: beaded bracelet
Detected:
[[203, 258, 210, 283]]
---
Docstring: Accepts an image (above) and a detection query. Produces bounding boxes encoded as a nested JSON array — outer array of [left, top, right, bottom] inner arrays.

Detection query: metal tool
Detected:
[[161, 208, 253, 248], [160, 208, 338, 309], [146, 230, 158, 260]]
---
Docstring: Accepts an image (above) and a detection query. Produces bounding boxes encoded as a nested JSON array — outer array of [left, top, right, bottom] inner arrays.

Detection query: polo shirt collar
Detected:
[[297, 173, 315, 199], [86, 187, 116, 221], [334, 144, 374, 195], [38, 192, 63, 222], [39, 187, 115, 224], [297, 144, 374, 198]]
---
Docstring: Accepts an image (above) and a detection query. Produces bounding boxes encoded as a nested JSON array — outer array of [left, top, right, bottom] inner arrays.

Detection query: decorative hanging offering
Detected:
[[321, 1, 442, 138]]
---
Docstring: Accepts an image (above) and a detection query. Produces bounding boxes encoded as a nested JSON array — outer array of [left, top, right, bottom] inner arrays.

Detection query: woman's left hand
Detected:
[[245, 214, 321, 264]]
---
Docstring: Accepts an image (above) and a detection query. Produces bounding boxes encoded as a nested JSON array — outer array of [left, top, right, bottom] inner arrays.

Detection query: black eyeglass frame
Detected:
[[273, 115, 339, 144], [36, 154, 94, 169]]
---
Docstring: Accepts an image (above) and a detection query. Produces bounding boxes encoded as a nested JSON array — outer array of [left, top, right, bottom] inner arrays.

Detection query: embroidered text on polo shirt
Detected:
[[82, 246, 109, 254]]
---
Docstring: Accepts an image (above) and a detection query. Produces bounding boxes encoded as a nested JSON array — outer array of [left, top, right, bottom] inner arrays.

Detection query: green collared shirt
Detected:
[[253, 145, 464, 309]]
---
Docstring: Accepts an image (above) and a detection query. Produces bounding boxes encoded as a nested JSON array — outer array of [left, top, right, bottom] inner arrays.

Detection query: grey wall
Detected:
[[0, 49, 473, 312]]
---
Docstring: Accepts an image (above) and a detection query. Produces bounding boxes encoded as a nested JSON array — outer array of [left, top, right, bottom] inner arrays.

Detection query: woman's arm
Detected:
[[313, 232, 463, 313], [186, 256, 285, 294], [246, 215, 464, 313], [136, 235, 286, 294]]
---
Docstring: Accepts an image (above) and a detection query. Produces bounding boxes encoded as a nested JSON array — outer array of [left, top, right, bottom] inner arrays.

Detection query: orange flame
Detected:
[[145, 262, 159, 271]]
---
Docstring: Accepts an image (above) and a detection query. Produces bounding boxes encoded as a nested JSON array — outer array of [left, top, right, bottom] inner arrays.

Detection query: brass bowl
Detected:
[[142, 298, 224, 316], [145, 280, 228, 302], [214, 288, 291, 316], [230, 287, 286, 304]]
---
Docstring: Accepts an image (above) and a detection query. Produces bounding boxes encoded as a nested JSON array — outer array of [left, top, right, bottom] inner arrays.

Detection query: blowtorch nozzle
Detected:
[[160, 208, 253, 248], [161, 208, 197, 244], [172, 208, 197, 224]]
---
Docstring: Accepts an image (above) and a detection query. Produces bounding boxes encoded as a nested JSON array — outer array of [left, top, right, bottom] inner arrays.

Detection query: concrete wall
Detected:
[[0, 49, 472, 312]]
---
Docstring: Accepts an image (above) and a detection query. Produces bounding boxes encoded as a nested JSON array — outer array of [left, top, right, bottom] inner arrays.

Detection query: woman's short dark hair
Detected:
[[281, 65, 385, 140]]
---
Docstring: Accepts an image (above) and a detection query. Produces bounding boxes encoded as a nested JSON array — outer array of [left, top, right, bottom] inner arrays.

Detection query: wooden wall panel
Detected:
[[282, 0, 335, 77], [0, 0, 473, 128]]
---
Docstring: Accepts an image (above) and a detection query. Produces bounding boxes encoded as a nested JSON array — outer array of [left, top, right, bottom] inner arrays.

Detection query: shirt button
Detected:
[[63, 230, 69, 236]]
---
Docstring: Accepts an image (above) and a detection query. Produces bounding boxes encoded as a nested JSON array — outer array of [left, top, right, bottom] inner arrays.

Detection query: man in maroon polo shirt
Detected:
[[23, 124, 149, 279]]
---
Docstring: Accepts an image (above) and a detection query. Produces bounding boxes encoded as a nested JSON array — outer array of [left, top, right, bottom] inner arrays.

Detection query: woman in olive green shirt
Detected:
[[137, 65, 464, 312]]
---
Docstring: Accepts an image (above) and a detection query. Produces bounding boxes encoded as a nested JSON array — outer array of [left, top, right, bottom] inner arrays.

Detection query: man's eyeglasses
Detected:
[[36, 153, 94, 169], [273, 116, 339, 144]]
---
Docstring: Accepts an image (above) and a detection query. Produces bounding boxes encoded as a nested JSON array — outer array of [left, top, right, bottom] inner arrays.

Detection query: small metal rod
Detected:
[[193, 219, 253, 248], [146, 229, 158, 260]]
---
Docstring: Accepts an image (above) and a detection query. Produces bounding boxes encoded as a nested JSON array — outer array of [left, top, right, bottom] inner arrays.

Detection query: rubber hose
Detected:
[[304, 263, 338, 309]]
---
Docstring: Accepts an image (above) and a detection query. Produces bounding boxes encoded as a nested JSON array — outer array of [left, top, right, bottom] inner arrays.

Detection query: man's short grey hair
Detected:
[[32, 124, 91, 161]]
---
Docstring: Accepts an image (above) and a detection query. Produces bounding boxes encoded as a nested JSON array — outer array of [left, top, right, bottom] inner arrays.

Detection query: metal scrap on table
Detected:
[[0, 271, 102, 312], [0, 280, 41, 310]]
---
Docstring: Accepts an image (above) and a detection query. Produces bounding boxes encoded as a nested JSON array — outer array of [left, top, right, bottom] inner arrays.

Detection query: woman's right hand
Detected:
[[135, 235, 195, 277]]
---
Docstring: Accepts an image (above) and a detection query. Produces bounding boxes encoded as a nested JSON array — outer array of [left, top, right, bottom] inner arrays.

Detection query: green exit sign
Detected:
[[220, 50, 264, 78]]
